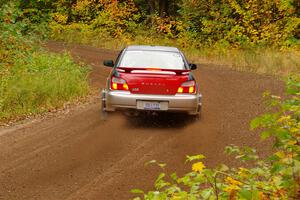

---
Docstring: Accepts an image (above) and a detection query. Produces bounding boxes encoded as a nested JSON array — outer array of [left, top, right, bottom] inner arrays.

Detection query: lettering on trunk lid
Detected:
[[141, 82, 166, 86]]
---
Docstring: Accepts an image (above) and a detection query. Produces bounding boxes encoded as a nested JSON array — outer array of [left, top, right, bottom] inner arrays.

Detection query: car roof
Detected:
[[126, 45, 180, 53]]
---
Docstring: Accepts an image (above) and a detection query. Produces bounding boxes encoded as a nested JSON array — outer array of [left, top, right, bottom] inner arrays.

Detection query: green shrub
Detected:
[[132, 77, 300, 200], [0, 50, 89, 121], [0, 1, 90, 122]]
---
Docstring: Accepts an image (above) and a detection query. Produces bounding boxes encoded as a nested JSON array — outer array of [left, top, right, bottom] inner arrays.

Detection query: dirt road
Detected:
[[0, 42, 284, 200]]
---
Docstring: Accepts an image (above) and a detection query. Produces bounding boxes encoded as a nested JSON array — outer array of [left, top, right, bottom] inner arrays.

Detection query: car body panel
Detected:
[[104, 90, 201, 114], [118, 72, 190, 95]]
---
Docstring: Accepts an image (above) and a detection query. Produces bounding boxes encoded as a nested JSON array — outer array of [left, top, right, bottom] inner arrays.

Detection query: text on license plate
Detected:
[[144, 102, 160, 110], [137, 101, 168, 110]]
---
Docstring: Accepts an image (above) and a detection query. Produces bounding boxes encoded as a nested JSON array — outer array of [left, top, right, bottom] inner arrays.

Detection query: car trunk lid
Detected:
[[117, 68, 190, 95]]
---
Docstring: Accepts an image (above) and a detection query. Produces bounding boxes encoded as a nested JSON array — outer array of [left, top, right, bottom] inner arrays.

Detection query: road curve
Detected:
[[0, 42, 284, 200]]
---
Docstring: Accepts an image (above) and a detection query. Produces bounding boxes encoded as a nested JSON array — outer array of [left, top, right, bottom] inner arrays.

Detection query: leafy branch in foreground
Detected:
[[132, 76, 300, 200]]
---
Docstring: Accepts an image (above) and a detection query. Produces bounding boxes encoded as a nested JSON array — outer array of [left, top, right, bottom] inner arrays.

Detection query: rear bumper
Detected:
[[102, 90, 202, 114]]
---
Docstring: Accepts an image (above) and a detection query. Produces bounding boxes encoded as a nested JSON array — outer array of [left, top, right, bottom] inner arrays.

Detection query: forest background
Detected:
[[7, 0, 300, 75]]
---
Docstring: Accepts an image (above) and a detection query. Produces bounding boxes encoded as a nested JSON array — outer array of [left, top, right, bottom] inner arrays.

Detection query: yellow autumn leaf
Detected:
[[192, 162, 206, 173], [225, 176, 243, 186]]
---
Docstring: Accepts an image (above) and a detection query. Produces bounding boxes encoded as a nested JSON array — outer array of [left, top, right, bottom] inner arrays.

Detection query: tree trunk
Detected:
[[147, 0, 156, 15], [159, 0, 168, 17]]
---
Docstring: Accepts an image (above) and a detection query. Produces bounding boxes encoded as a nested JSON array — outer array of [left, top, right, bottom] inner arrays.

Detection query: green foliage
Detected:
[[179, 0, 300, 49], [0, 52, 89, 121], [0, 2, 89, 122], [132, 78, 300, 199], [12, 0, 298, 49], [49, 0, 140, 37]]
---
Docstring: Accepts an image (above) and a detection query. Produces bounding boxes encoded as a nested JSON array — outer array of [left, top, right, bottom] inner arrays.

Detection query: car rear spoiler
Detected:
[[116, 67, 190, 75]]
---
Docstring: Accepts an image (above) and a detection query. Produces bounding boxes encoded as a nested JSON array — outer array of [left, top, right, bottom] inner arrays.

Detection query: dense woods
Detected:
[[12, 0, 300, 48]]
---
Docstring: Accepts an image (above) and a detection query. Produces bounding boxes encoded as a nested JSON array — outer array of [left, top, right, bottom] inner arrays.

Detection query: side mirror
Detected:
[[103, 60, 114, 67], [189, 63, 197, 70]]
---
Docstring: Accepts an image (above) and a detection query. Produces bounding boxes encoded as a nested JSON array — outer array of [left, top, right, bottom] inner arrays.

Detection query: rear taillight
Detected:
[[111, 77, 129, 91], [177, 80, 196, 94]]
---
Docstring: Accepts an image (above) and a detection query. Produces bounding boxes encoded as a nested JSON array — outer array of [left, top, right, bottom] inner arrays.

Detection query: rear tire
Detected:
[[189, 112, 201, 121], [195, 112, 201, 121]]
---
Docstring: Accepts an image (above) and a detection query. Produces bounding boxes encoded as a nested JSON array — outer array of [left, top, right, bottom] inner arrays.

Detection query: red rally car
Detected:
[[101, 45, 202, 118]]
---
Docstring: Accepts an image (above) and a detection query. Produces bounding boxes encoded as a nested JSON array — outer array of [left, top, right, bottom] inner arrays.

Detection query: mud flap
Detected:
[[196, 94, 202, 120], [188, 94, 202, 121], [101, 89, 108, 121]]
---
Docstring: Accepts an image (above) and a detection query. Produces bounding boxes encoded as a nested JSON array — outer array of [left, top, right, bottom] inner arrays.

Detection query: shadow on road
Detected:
[[124, 112, 199, 129]]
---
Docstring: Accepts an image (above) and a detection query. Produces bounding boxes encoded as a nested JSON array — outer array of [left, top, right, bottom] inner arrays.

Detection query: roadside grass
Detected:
[[186, 48, 300, 76], [0, 3, 90, 124], [0, 51, 90, 123], [50, 24, 300, 77]]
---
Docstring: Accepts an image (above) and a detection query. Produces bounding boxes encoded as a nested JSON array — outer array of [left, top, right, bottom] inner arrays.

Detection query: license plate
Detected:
[[144, 102, 160, 110], [137, 101, 168, 110]]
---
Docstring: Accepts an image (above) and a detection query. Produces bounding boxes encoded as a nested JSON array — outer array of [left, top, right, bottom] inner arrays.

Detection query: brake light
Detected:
[[123, 83, 129, 90], [111, 77, 129, 91], [112, 83, 118, 90], [146, 68, 161, 71], [177, 81, 196, 94], [177, 87, 184, 93]]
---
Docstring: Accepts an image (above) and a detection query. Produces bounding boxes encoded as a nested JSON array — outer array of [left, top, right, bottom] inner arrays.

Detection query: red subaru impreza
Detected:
[[101, 45, 202, 118]]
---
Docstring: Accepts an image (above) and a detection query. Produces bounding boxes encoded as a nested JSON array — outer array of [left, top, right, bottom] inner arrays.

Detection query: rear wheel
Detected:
[[124, 110, 140, 117], [189, 112, 201, 121]]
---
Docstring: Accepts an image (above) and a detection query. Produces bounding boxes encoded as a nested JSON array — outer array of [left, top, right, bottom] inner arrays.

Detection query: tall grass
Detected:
[[50, 24, 300, 77], [186, 48, 300, 76], [0, 52, 89, 122], [0, 2, 90, 123]]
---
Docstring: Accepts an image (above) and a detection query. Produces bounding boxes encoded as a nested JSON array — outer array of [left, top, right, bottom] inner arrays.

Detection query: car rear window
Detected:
[[119, 50, 186, 70]]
